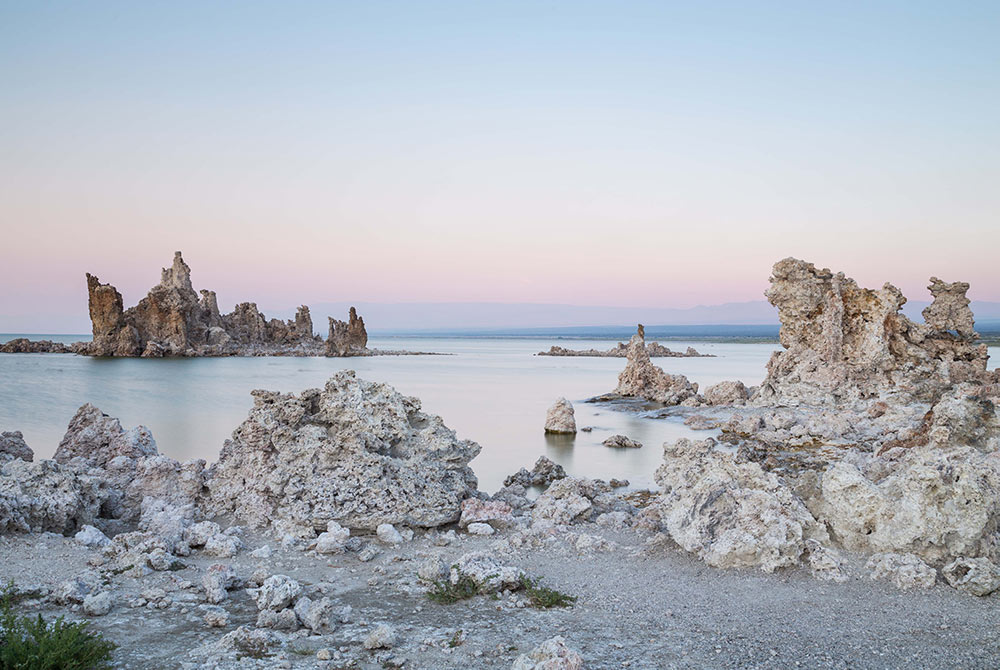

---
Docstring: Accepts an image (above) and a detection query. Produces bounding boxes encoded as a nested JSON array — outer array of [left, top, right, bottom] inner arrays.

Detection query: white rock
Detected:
[[202, 605, 230, 628], [942, 557, 1000, 596], [293, 596, 335, 632], [74, 525, 110, 548], [866, 552, 936, 590], [364, 623, 396, 650], [315, 521, 350, 554], [83, 591, 112, 617], [451, 552, 524, 591], [512, 636, 584, 669], [377, 523, 404, 545], [255, 574, 302, 611], [202, 563, 239, 604], [544, 398, 577, 434], [467, 522, 495, 536], [250, 545, 272, 559], [203, 533, 242, 558]]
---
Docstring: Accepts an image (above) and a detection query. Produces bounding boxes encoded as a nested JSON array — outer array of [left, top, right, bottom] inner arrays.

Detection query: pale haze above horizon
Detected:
[[2, 2, 999, 332]]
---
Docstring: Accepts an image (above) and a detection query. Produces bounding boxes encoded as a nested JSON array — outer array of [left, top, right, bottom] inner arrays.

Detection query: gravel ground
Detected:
[[2, 520, 998, 670]]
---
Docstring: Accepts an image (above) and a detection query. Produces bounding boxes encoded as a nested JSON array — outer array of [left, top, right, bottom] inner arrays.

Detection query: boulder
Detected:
[[653, 439, 827, 572], [602, 435, 642, 449], [207, 371, 480, 531], [703, 381, 749, 406], [544, 398, 577, 434], [866, 552, 936, 590], [512, 636, 585, 670], [942, 557, 1000, 596]]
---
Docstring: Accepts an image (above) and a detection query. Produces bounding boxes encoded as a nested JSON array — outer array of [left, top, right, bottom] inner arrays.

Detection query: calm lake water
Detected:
[[2, 335, 997, 492]]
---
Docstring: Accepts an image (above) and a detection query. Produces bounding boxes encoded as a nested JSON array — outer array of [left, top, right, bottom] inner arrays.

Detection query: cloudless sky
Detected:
[[2, 1, 999, 330]]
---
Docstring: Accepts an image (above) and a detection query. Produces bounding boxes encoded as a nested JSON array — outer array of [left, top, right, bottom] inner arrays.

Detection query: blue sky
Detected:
[[2, 1, 998, 330]]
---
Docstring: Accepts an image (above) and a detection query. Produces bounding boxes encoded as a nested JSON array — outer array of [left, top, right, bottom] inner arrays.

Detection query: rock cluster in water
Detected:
[[538, 342, 710, 358], [614, 325, 701, 405], [81, 251, 366, 357]]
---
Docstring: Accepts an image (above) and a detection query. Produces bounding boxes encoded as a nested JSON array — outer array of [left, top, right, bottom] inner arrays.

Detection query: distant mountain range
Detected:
[[263, 300, 1000, 336], [7, 299, 1000, 337]]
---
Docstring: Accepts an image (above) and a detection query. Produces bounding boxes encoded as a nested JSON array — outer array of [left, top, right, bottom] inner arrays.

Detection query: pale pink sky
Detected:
[[2, 3, 999, 331]]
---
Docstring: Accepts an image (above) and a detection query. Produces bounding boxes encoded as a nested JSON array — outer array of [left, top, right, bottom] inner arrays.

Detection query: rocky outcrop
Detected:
[[0, 458, 105, 534], [615, 325, 699, 405], [81, 251, 372, 357], [0, 338, 72, 354], [0, 431, 33, 463], [703, 380, 750, 406], [544, 398, 577, 434], [756, 258, 997, 406], [53, 404, 207, 524], [539, 341, 711, 358], [206, 370, 481, 531], [326, 307, 368, 357], [654, 438, 828, 572]]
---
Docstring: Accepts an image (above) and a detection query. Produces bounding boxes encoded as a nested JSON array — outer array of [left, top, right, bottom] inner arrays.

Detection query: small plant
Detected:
[[426, 573, 488, 604], [447, 629, 465, 648], [233, 636, 271, 661], [0, 581, 117, 670], [518, 575, 577, 609]]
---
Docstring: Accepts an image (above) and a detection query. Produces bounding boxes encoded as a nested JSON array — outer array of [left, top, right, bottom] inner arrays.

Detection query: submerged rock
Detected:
[[207, 370, 481, 531], [615, 325, 699, 406], [504, 456, 567, 488], [602, 434, 642, 449], [544, 398, 577, 434]]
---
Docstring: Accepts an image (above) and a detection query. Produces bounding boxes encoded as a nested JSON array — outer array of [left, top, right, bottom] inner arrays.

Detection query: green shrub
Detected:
[[1, 583, 116, 670], [518, 575, 577, 609], [426, 572, 489, 604]]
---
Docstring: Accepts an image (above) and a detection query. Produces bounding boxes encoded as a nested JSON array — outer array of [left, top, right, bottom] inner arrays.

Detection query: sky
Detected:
[[1, 1, 999, 331]]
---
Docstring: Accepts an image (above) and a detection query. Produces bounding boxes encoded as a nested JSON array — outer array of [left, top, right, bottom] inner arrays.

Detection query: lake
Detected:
[[2, 335, 997, 492]]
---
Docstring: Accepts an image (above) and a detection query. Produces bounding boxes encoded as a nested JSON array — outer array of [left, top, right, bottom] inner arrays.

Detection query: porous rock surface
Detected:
[[756, 258, 997, 406], [615, 325, 699, 405], [544, 398, 577, 434], [207, 370, 481, 530]]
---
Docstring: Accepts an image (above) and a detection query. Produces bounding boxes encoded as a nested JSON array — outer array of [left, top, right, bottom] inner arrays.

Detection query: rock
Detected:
[[54, 403, 206, 524], [466, 522, 495, 536], [203, 564, 239, 604], [364, 623, 396, 650], [250, 545, 272, 559], [203, 533, 242, 558], [358, 545, 382, 562], [0, 431, 33, 462], [653, 439, 827, 572], [459, 498, 514, 529], [255, 575, 302, 611], [615, 325, 699, 405], [703, 381, 749, 406], [293, 596, 335, 632], [315, 521, 351, 554], [84, 251, 326, 357], [531, 477, 615, 526], [417, 554, 448, 581], [184, 521, 221, 548], [74, 524, 111, 548], [0, 338, 71, 354], [504, 456, 567, 488], [602, 434, 642, 449], [256, 608, 299, 630], [82, 591, 112, 616], [317, 648, 332, 661], [756, 258, 996, 406], [817, 441, 1000, 566], [544, 398, 577, 434], [608, 479, 629, 488], [377, 523, 404, 545], [0, 458, 104, 535], [805, 540, 848, 583], [539, 341, 710, 358], [511, 636, 585, 670], [942, 557, 1000, 596], [203, 605, 230, 628], [683, 414, 718, 430], [867, 553, 937, 590], [207, 371, 481, 531], [451, 552, 525, 591], [55, 574, 99, 604], [326, 307, 368, 356]]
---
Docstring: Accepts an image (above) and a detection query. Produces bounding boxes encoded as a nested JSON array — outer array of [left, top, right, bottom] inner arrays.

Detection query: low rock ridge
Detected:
[[538, 341, 711, 358]]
